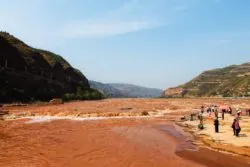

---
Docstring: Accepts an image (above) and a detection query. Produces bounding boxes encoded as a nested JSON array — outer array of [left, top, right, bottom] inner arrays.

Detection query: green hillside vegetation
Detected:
[[38, 49, 71, 69], [0, 32, 71, 68]]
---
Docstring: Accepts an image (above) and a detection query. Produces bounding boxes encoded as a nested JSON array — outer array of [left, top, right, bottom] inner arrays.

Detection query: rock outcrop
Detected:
[[164, 88, 187, 97]]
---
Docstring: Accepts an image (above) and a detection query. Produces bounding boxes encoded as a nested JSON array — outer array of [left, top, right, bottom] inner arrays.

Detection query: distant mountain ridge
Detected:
[[89, 81, 124, 97], [164, 62, 250, 97], [90, 81, 163, 98]]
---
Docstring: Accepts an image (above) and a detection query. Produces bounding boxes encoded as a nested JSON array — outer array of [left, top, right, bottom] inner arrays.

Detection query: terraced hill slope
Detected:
[[164, 63, 250, 97]]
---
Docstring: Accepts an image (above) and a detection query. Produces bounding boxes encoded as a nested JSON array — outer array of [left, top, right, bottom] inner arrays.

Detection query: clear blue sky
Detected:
[[1, 0, 250, 89]]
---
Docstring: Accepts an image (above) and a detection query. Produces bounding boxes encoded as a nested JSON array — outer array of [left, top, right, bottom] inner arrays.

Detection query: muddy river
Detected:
[[0, 118, 249, 167]]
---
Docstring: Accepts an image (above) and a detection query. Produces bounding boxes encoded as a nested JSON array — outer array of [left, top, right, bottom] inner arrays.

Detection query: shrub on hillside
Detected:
[[62, 87, 104, 102]]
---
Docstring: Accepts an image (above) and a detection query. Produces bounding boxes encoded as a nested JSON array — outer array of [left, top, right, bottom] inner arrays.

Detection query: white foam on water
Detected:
[[24, 115, 150, 124]]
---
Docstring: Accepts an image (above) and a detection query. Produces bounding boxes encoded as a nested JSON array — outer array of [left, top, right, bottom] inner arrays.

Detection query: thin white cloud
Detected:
[[58, 0, 180, 39], [59, 1, 159, 38], [59, 19, 155, 38], [216, 39, 232, 44], [0, 0, 200, 42]]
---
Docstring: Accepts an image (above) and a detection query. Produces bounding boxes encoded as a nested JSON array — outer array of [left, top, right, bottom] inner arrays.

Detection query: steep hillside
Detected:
[[164, 63, 250, 97], [109, 83, 163, 98], [89, 81, 124, 97], [0, 32, 102, 102]]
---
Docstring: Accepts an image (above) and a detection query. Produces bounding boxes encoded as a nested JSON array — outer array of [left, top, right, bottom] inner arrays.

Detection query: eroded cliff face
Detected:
[[164, 88, 187, 97], [0, 32, 90, 102]]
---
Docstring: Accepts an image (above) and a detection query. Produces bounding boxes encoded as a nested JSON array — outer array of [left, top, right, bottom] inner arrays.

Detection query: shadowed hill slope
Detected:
[[0, 32, 101, 102]]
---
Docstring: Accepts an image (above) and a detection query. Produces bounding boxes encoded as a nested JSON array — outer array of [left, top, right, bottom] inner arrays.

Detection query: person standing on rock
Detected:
[[231, 119, 236, 136], [201, 105, 205, 113], [235, 119, 241, 137], [214, 117, 219, 133], [246, 109, 250, 116], [236, 108, 241, 119], [211, 105, 215, 113], [208, 105, 213, 117], [222, 109, 225, 120], [200, 106, 205, 123], [215, 109, 219, 119], [198, 106, 205, 130], [228, 106, 233, 115], [207, 106, 211, 113]]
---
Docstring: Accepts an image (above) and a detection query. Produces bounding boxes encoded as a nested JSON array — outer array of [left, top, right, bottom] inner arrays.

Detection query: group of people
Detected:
[[198, 105, 244, 137]]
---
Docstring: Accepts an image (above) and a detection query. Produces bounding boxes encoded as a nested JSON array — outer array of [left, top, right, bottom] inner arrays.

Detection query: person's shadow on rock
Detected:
[[239, 134, 247, 137]]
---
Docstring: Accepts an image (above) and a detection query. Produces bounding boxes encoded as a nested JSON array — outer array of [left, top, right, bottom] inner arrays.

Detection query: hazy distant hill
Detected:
[[90, 81, 163, 98], [0, 32, 102, 102], [89, 81, 124, 97], [109, 83, 163, 98], [164, 63, 250, 97]]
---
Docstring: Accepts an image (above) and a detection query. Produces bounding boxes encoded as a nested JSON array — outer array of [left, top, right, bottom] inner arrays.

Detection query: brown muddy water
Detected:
[[0, 118, 250, 167]]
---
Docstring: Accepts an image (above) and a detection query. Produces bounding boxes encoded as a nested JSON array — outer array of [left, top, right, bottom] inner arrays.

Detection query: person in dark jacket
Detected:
[[247, 109, 250, 116], [228, 107, 232, 115], [231, 119, 236, 136], [215, 109, 219, 119], [222, 109, 225, 120], [207, 107, 211, 113], [235, 120, 241, 137], [214, 117, 219, 133]]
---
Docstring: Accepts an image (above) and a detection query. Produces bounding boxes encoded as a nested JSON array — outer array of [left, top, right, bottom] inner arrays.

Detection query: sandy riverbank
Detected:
[[179, 112, 250, 157]]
